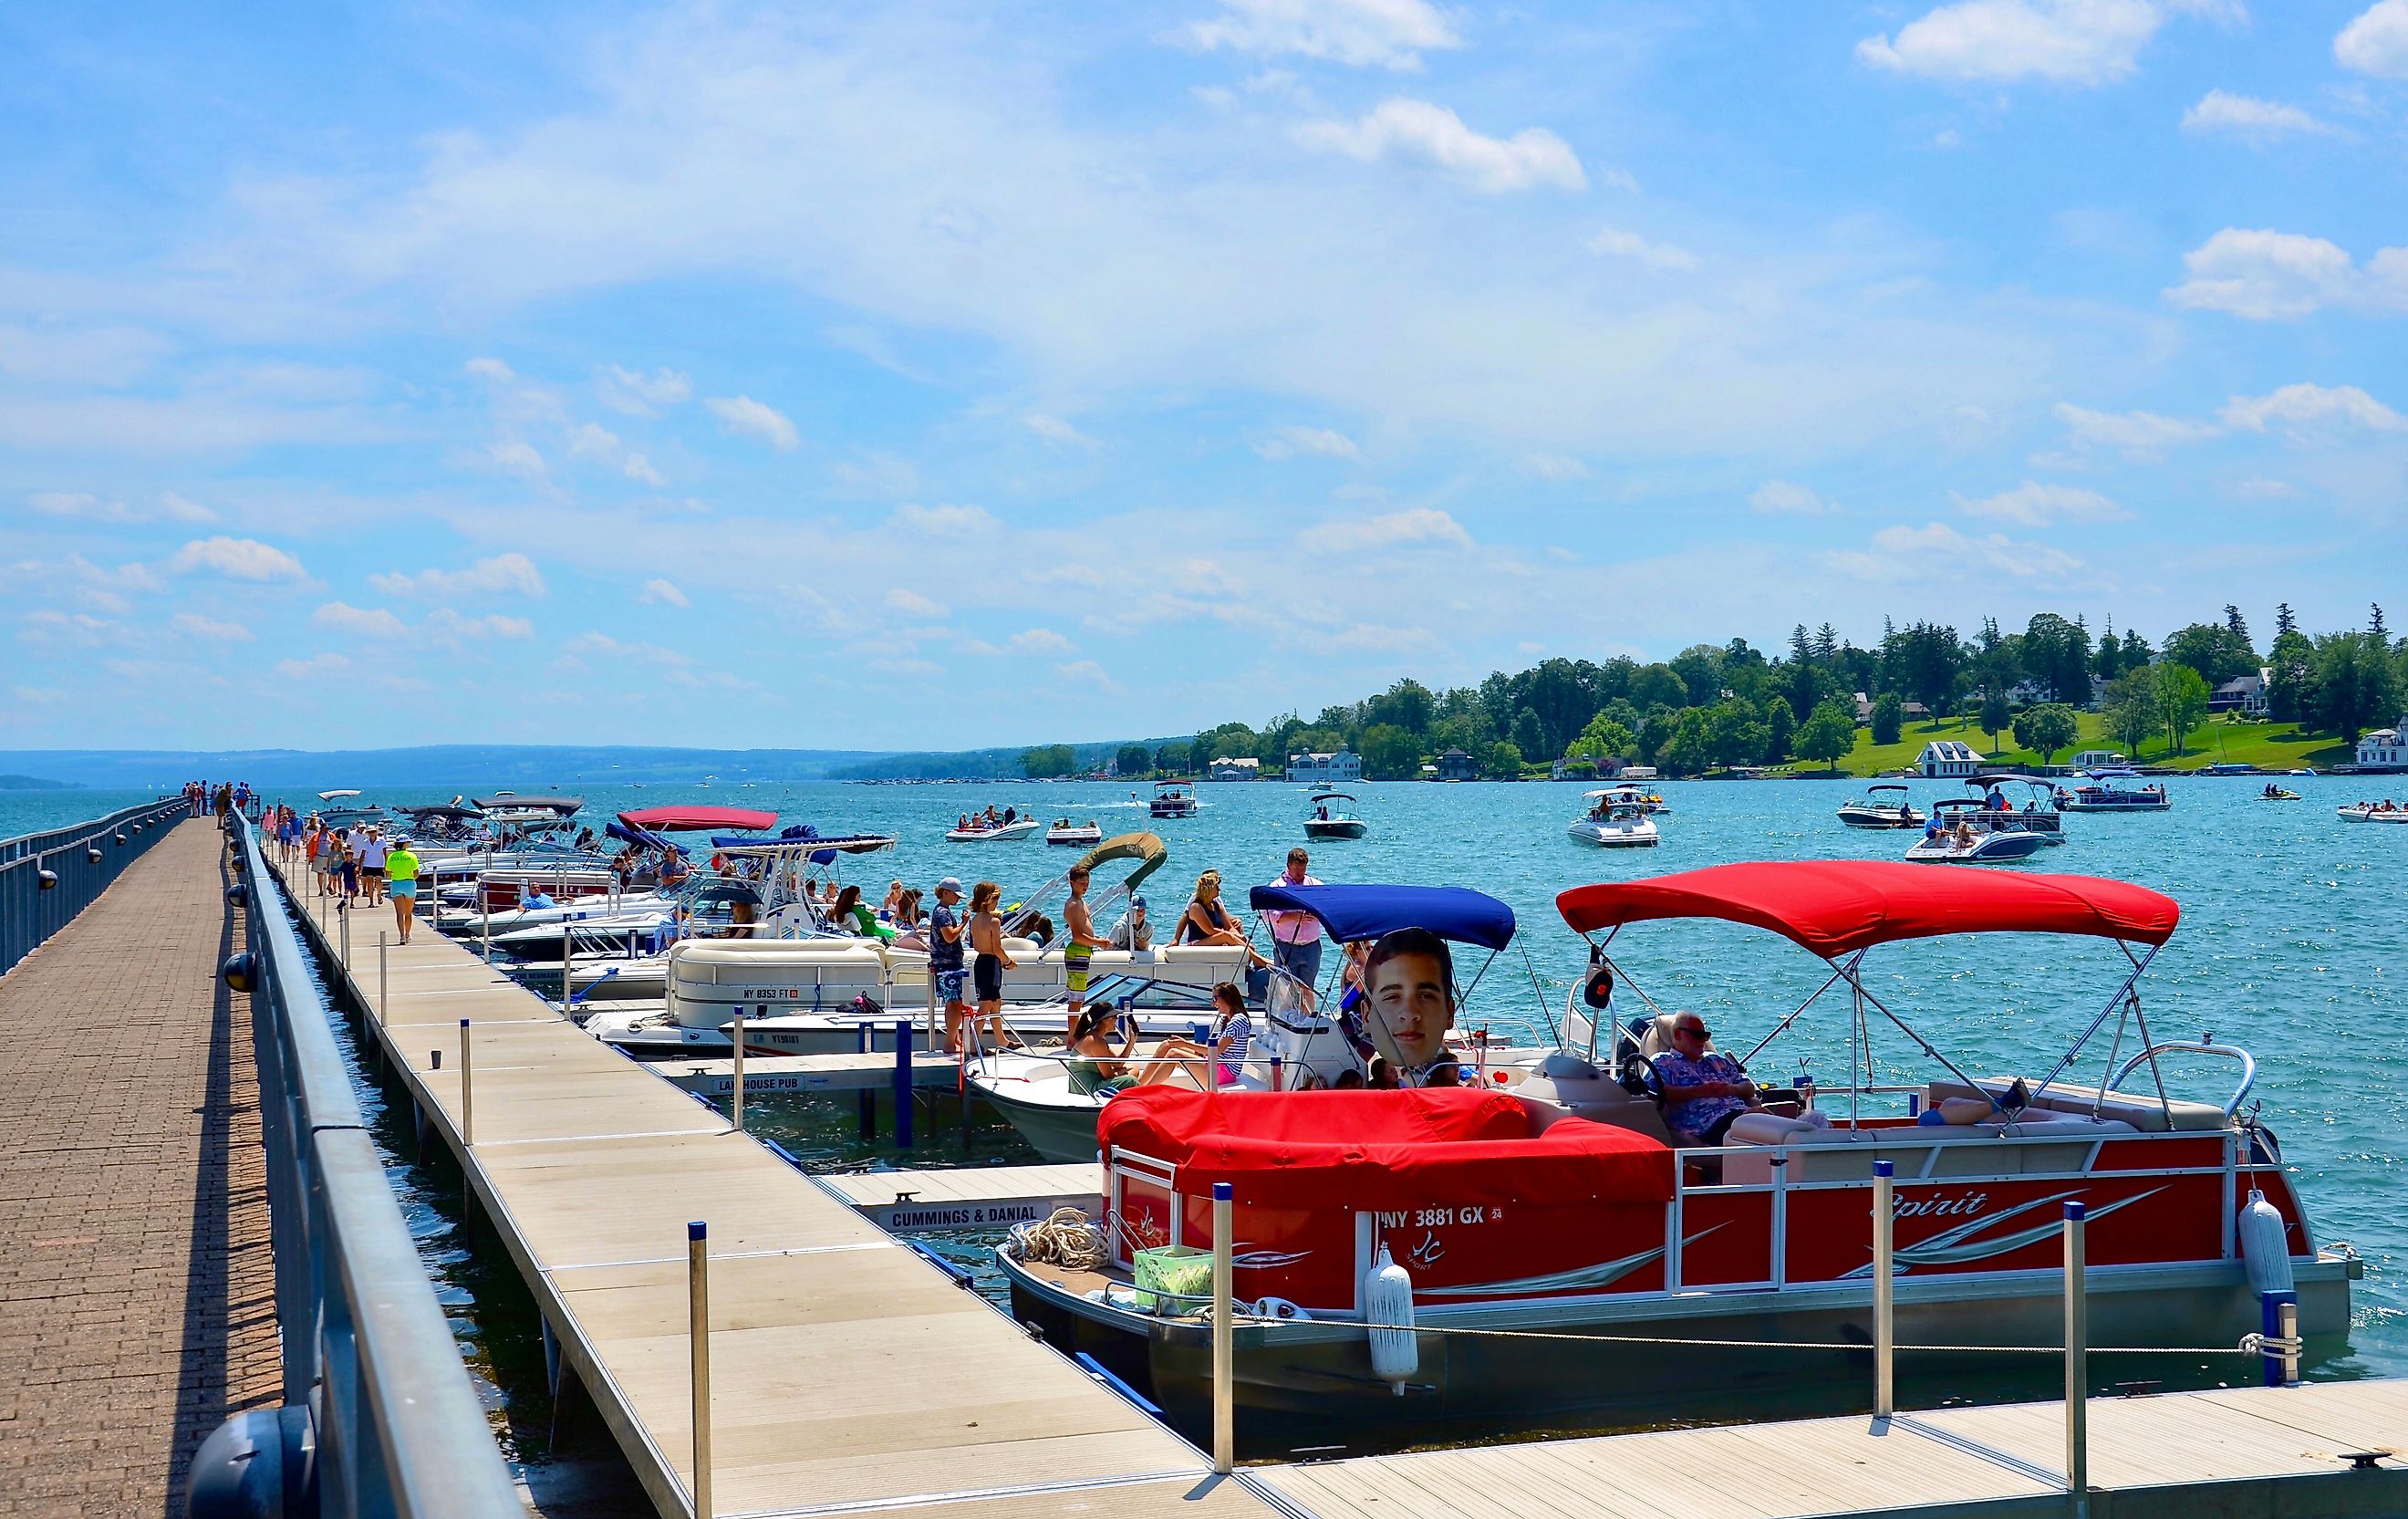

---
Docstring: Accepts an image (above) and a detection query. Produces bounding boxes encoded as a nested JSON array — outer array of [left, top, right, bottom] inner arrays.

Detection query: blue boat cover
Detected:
[[605, 820, 687, 855], [1246, 883, 1516, 950]]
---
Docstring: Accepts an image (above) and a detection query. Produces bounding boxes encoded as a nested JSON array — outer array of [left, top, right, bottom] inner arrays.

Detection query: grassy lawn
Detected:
[[1801, 712, 2352, 776]]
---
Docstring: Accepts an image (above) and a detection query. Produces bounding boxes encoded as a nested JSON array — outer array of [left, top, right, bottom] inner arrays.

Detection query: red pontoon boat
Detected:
[[998, 862, 2358, 1438]]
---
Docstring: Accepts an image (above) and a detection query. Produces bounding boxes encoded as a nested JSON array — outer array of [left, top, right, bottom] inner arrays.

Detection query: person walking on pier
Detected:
[[383, 837, 420, 944], [361, 828, 388, 905]]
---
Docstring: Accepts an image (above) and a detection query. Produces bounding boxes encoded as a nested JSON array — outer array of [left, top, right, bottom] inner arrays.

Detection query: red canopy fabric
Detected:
[[616, 806, 778, 833], [1100, 1087, 1673, 1211], [1555, 860, 2179, 957]]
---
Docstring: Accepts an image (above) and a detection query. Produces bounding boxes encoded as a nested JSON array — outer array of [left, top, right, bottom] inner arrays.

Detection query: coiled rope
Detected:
[[1018, 1207, 1106, 1271]]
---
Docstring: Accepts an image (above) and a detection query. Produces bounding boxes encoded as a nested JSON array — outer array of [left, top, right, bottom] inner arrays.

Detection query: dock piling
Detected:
[[340, 901, 351, 973], [460, 1017, 474, 1147], [731, 1014, 745, 1133], [2064, 1200, 2089, 1509], [856, 1022, 874, 1139], [688, 1220, 713, 1519], [1211, 1181, 1234, 1474], [377, 931, 388, 1027], [1873, 1159, 1894, 1419], [893, 1018, 912, 1149], [2278, 1299, 2300, 1387], [561, 921, 573, 1010]]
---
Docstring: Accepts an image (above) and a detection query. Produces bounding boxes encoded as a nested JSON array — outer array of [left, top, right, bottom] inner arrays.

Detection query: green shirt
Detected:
[[382, 848, 420, 883]]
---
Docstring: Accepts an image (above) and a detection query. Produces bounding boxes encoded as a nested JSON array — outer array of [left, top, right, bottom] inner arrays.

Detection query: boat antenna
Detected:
[[1517, 942, 1561, 1047]]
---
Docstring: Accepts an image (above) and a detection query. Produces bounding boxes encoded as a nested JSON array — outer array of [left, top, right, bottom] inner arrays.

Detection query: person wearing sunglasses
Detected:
[[1652, 1013, 1765, 1146]]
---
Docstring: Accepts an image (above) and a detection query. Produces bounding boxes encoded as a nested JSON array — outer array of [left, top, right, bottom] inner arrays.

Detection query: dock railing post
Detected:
[[893, 1018, 913, 1149], [731, 1014, 745, 1133], [481, 887, 492, 963], [378, 931, 389, 1027], [856, 1021, 874, 1139], [1211, 1180, 1234, 1475], [340, 903, 351, 976], [2278, 1300, 2300, 1388], [2063, 1201, 2088, 1509], [561, 920, 573, 1012], [688, 1220, 713, 1519], [1873, 1159, 1894, 1419], [460, 1018, 474, 1148]]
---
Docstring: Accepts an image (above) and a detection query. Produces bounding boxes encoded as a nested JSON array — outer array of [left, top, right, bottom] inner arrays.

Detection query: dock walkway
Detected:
[[0, 818, 281, 1518]]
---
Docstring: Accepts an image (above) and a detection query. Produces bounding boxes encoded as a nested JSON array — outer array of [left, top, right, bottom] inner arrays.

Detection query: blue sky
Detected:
[[4, 0, 2404, 751]]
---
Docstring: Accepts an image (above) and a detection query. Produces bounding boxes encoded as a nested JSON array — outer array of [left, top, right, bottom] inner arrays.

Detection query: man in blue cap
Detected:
[[929, 877, 970, 1053]]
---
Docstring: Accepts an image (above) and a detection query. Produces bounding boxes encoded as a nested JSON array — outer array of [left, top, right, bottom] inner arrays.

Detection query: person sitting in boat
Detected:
[[1065, 1004, 1138, 1098], [1652, 1013, 1767, 1147], [959, 812, 972, 831], [1123, 983, 1254, 1089], [1922, 817, 1945, 848], [890, 889, 928, 951], [524, 888, 556, 910], [1360, 928, 1462, 1089], [830, 884, 896, 943], [1107, 894, 1153, 951], [1176, 871, 1270, 970]]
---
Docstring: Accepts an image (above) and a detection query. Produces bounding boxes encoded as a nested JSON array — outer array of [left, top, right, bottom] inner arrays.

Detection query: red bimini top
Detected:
[[1099, 1087, 1674, 1212], [615, 806, 779, 833], [1556, 859, 2179, 959]]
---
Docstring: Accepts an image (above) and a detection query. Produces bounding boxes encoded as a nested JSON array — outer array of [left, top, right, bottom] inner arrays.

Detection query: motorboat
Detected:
[[1150, 780, 1199, 819], [2054, 769, 2171, 813], [1835, 784, 1922, 829], [1302, 792, 1368, 840], [1963, 775, 2064, 845], [2337, 802, 2408, 823], [1903, 800, 2045, 863], [1002, 861, 2357, 1439], [948, 817, 1040, 842], [1046, 818, 1104, 847], [971, 883, 1527, 1161], [1568, 795, 1659, 848], [1596, 781, 1669, 814]]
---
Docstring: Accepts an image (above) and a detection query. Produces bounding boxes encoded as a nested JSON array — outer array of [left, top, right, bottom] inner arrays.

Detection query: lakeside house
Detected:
[[2357, 725, 2406, 771], [2071, 749, 2126, 770], [1206, 756, 1261, 782], [1916, 740, 1986, 778], [1437, 748, 1476, 781], [2210, 670, 2270, 716], [1287, 748, 1362, 785]]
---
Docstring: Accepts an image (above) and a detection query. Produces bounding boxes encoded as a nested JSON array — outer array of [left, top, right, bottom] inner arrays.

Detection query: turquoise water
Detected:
[[25, 774, 2400, 1399]]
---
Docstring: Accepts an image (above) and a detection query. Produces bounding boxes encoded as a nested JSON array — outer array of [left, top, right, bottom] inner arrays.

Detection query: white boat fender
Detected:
[[2238, 1188, 2295, 1296], [1365, 1243, 1417, 1395]]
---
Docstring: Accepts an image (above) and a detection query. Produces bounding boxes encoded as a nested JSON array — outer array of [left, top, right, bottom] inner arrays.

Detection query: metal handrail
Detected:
[[0, 796, 188, 976], [205, 814, 521, 1517], [2111, 1041, 2258, 1116]]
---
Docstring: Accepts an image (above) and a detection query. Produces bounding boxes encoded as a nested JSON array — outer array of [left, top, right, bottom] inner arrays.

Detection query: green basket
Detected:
[[1132, 1244, 1214, 1314]]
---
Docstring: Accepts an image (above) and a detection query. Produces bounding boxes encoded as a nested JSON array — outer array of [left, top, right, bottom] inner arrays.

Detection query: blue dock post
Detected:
[[856, 1020, 874, 1140], [893, 1018, 913, 1149]]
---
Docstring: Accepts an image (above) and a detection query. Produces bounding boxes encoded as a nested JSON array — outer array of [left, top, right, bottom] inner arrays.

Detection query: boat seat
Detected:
[[1928, 1077, 2230, 1133], [1515, 1077, 1674, 1146]]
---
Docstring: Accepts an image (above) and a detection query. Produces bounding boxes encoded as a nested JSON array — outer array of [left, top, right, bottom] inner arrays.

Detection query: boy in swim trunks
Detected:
[[1062, 865, 1107, 1042]]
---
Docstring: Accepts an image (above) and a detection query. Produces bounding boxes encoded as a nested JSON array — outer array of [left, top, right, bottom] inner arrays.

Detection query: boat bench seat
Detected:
[[1718, 1107, 2139, 1184], [1929, 1077, 2230, 1133]]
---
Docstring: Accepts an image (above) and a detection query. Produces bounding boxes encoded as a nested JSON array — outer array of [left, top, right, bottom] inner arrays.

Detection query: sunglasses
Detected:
[[1676, 1025, 1710, 1039]]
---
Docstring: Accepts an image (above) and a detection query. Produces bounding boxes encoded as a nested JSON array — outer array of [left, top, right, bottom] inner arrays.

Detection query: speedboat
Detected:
[[1150, 780, 1199, 818], [1302, 791, 1368, 840], [1568, 796, 1659, 848], [948, 817, 1040, 842], [2337, 803, 2408, 823], [1904, 800, 2045, 863], [1836, 784, 1922, 829], [1045, 818, 1104, 846], [2054, 769, 2171, 813], [1002, 861, 2357, 1440]]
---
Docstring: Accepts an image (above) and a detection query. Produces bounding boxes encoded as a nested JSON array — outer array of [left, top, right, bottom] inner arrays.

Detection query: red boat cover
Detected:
[[615, 806, 778, 832], [1100, 1087, 1674, 1211], [1556, 859, 2179, 957]]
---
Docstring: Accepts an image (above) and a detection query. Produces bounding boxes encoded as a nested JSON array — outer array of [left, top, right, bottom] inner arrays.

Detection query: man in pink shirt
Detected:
[[1264, 847, 1324, 994]]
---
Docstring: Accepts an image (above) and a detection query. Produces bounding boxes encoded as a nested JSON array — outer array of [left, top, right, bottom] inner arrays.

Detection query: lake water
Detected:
[[16, 773, 2400, 1456]]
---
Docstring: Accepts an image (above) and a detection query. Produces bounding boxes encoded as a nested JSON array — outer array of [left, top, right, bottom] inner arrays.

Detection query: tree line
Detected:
[[1025, 603, 2406, 781]]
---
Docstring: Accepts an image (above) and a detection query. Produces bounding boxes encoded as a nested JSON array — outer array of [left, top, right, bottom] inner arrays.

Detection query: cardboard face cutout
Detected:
[[1363, 947, 1454, 1075]]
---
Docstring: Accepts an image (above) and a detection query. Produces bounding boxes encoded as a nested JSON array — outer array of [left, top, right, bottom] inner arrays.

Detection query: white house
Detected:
[[2358, 726, 2407, 770], [1206, 756, 1261, 782], [1287, 749, 1362, 785], [1916, 740, 1987, 778], [2210, 670, 2269, 715], [2071, 749, 2126, 770]]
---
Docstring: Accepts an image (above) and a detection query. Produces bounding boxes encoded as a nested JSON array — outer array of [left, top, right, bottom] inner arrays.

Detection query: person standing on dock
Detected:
[[929, 877, 970, 1053], [361, 828, 388, 905], [1062, 865, 1107, 1042], [383, 837, 420, 943], [967, 880, 1017, 1051]]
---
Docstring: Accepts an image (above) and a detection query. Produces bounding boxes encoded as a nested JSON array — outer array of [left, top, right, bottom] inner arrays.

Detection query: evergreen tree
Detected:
[[2374, 603, 2390, 642], [2224, 604, 2250, 644], [1789, 624, 1813, 665], [2275, 602, 2297, 639]]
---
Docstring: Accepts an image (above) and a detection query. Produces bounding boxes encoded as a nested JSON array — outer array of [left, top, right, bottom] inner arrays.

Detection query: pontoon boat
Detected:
[[1046, 818, 1105, 846], [2054, 770, 2171, 813], [1150, 780, 1199, 818]]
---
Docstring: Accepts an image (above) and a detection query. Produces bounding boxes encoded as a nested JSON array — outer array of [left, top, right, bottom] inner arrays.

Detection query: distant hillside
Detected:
[[831, 739, 1188, 781], [0, 745, 891, 790], [0, 774, 77, 791]]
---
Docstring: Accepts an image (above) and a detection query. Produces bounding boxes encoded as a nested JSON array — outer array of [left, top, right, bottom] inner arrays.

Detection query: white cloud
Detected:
[[893, 503, 998, 535], [640, 577, 690, 607], [705, 394, 800, 450], [1025, 412, 1102, 452], [170, 536, 306, 582], [426, 609, 535, 643], [1587, 227, 1697, 272], [2164, 228, 2408, 319], [369, 552, 546, 598], [2228, 475, 2301, 499], [2218, 382, 2408, 438], [565, 421, 666, 485], [463, 356, 517, 383], [1823, 522, 2088, 581], [1179, 0, 1462, 70], [1295, 99, 1587, 193], [2180, 89, 2336, 140], [1749, 479, 1834, 515], [884, 588, 945, 615], [1255, 424, 1362, 461], [1855, 0, 2196, 86], [484, 439, 549, 481], [831, 453, 920, 497], [1054, 658, 1124, 692], [1009, 627, 1076, 655], [2052, 401, 2222, 456], [1953, 480, 2129, 525], [1523, 453, 1590, 481], [596, 363, 692, 415], [25, 490, 217, 524], [170, 612, 254, 642], [2336, 0, 2408, 78], [313, 601, 410, 640], [1298, 506, 1471, 551], [275, 652, 350, 680]]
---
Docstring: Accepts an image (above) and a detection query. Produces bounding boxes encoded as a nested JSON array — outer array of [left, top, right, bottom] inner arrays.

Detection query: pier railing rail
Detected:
[[202, 813, 521, 1518], [0, 795, 188, 976]]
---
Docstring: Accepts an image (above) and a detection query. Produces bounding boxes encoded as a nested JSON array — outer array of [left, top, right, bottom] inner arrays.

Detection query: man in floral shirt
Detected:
[[1651, 1013, 1765, 1145]]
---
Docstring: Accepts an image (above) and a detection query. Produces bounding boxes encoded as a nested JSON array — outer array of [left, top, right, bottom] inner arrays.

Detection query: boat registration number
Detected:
[[1375, 1206, 1499, 1229], [741, 988, 806, 999]]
